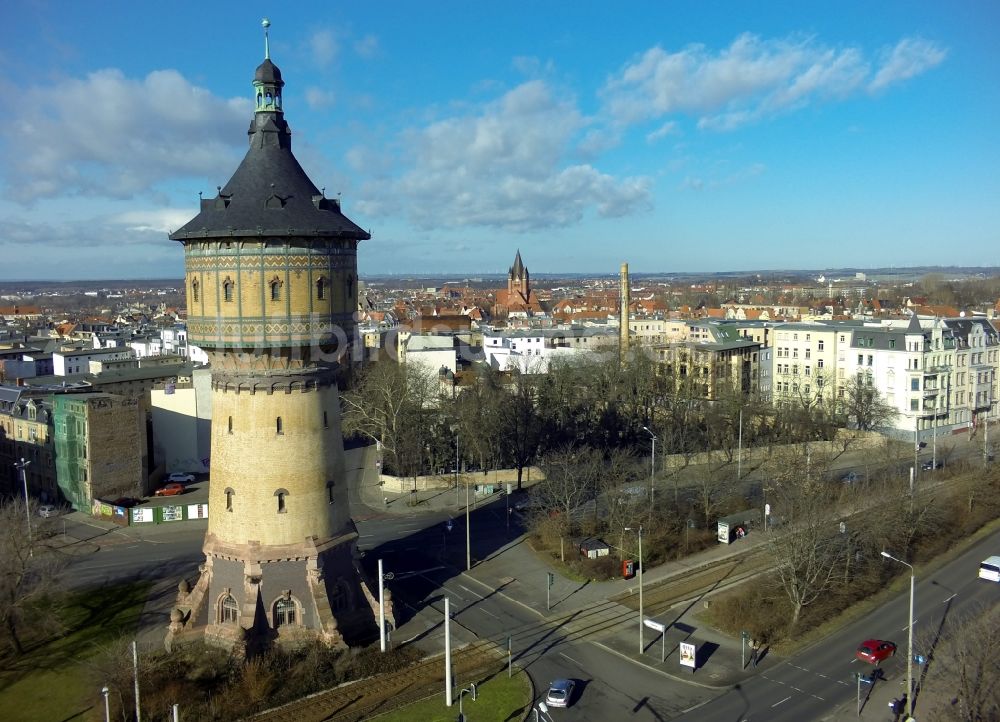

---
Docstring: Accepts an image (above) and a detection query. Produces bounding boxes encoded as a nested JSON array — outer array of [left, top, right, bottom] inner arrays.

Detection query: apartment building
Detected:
[[653, 322, 762, 399], [771, 322, 847, 407]]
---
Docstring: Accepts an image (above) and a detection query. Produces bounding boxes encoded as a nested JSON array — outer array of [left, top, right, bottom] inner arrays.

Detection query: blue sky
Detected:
[[3, 1, 998, 280]]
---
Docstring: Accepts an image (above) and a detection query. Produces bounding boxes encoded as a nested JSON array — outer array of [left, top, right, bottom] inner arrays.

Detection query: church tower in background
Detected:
[[166, 20, 377, 653]]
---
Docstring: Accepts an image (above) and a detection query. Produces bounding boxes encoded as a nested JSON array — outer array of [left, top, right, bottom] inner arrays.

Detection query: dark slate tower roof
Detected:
[[170, 45, 368, 242]]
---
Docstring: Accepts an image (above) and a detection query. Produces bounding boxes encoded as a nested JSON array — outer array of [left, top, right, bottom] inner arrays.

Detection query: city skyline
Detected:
[[4, 1, 998, 280]]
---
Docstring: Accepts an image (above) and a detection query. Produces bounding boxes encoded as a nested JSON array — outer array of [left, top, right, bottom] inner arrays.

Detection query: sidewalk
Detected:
[[354, 458, 767, 689]]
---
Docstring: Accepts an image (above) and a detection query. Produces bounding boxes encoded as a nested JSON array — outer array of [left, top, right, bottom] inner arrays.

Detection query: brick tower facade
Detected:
[[165, 22, 378, 653]]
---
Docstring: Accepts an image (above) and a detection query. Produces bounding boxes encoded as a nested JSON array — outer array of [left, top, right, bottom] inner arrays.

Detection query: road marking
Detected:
[[458, 584, 484, 600], [901, 619, 918, 631], [559, 652, 582, 666], [478, 608, 500, 620], [772, 696, 792, 707], [942, 593, 957, 603]]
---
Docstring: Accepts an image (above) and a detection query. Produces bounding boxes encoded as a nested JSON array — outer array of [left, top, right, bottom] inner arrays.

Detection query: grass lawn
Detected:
[[371, 668, 533, 722], [0, 581, 151, 722]]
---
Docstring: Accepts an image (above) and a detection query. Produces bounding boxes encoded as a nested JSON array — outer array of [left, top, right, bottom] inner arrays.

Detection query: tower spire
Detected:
[[262, 17, 271, 59]]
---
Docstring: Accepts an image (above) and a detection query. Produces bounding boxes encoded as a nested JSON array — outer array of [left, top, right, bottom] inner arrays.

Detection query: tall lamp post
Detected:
[[641, 426, 656, 507], [881, 551, 915, 718], [15, 458, 32, 547], [465, 478, 472, 571], [625, 525, 643, 654]]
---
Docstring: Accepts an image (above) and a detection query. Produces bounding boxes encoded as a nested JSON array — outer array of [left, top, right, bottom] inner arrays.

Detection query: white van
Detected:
[[979, 556, 1000, 582]]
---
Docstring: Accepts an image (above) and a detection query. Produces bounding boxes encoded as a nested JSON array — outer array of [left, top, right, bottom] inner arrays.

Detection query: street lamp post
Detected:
[[101, 685, 110, 722], [15, 458, 31, 551], [737, 408, 743, 480], [641, 426, 656, 508], [881, 551, 915, 718], [465, 478, 471, 571], [625, 525, 643, 654]]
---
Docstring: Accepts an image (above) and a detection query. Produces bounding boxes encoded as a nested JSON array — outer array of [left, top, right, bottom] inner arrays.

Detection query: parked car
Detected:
[[37, 504, 59, 518], [545, 678, 576, 708], [921, 460, 943, 471], [167, 472, 195, 483], [840, 471, 863, 483], [154, 483, 186, 497], [856, 639, 896, 665]]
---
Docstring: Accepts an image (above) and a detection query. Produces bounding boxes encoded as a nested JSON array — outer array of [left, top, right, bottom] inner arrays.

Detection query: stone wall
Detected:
[[660, 429, 889, 471], [378, 466, 543, 493]]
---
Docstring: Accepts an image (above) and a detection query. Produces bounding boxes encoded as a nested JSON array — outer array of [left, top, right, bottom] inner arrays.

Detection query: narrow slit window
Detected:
[[276, 417, 283, 435]]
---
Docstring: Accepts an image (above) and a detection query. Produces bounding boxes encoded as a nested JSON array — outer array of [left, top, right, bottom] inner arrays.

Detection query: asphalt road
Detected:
[[672, 528, 1000, 722]]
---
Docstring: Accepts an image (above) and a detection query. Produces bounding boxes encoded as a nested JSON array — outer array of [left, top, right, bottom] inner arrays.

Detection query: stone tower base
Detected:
[[166, 530, 384, 655]]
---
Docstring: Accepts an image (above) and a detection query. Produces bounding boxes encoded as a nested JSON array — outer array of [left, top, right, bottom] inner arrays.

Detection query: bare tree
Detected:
[[0, 499, 67, 656], [841, 371, 897, 432], [919, 604, 1000, 722], [762, 452, 842, 628], [341, 361, 438, 476], [534, 446, 602, 561]]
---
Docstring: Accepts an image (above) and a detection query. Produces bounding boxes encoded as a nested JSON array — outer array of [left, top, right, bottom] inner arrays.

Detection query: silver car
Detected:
[[545, 678, 575, 708], [37, 504, 58, 518]]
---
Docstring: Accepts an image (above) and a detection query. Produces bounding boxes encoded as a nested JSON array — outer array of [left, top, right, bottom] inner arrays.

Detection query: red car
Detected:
[[154, 483, 185, 497], [856, 639, 896, 665]]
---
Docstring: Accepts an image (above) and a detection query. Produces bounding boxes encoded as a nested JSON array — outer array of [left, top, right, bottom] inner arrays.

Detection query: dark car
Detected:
[[154, 483, 185, 497], [856, 639, 896, 665], [112, 497, 142, 508], [921, 460, 943, 471]]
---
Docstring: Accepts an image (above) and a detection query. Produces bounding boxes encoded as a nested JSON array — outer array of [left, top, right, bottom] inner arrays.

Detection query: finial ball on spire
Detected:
[[262, 18, 270, 29]]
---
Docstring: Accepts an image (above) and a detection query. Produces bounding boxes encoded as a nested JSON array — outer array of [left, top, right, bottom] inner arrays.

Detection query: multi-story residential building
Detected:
[[483, 326, 617, 373], [771, 322, 846, 407], [54, 392, 144, 510], [835, 315, 998, 440], [653, 322, 761, 399], [53, 347, 135, 376], [0, 387, 57, 501]]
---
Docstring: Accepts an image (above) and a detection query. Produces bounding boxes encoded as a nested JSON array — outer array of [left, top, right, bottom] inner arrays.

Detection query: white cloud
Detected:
[[357, 80, 652, 232], [869, 37, 947, 92], [3, 68, 247, 203], [305, 86, 336, 109], [646, 121, 679, 143], [354, 34, 379, 59], [111, 208, 195, 234], [309, 29, 339, 67], [602, 33, 945, 131]]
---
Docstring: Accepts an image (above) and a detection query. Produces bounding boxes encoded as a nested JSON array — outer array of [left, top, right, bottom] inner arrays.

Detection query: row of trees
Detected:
[[341, 352, 895, 485]]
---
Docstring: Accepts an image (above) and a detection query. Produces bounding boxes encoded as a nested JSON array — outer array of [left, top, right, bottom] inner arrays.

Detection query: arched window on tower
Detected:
[[269, 277, 282, 302], [223, 277, 234, 303], [316, 276, 328, 301], [275, 488, 288, 513], [224, 487, 234, 512], [227, 416, 233, 434], [274, 596, 297, 626], [192, 278, 200, 303], [220, 593, 239, 624], [276, 417, 283, 435]]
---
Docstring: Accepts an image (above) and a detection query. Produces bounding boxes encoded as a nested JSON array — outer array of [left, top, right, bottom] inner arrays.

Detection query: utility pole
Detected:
[[465, 479, 471, 571], [626, 525, 643, 654]]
